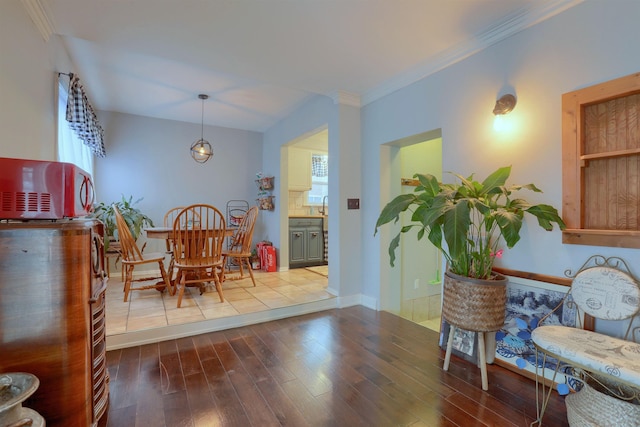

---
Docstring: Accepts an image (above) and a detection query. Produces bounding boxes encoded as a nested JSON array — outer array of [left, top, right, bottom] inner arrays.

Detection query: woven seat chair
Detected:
[[113, 205, 172, 302], [172, 204, 226, 308], [222, 206, 259, 286], [530, 255, 640, 426]]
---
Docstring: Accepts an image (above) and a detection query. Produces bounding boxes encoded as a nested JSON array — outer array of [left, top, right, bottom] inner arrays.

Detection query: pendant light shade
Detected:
[[190, 94, 213, 163]]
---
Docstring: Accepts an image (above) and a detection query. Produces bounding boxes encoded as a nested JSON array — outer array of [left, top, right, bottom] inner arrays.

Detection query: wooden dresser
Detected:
[[0, 219, 108, 426]]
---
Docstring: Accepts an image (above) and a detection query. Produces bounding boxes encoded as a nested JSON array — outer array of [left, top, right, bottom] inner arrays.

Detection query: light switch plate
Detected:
[[347, 198, 360, 209]]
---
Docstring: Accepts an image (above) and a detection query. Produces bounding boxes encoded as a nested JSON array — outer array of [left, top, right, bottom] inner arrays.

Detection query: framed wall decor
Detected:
[[494, 274, 582, 390], [439, 319, 479, 364]]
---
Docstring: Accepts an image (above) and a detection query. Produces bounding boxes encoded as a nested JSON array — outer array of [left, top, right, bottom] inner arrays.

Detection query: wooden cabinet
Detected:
[[288, 147, 312, 191], [0, 220, 108, 427], [289, 217, 324, 267], [562, 72, 640, 248]]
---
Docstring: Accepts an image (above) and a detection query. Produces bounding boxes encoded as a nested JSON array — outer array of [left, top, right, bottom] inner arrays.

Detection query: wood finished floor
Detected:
[[99, 306, 569, 427]]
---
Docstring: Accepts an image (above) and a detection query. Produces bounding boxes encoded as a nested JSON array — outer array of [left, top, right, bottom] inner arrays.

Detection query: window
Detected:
[[57, 80, 94, 176], [562, 72, 640, 248], [307, 153, 328, 205]]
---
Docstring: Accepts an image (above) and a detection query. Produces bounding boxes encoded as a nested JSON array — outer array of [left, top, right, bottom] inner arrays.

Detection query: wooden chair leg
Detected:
[[213, 269, 224, 302], [176, 270, 186, 308], [237, 256, 244, 278], [167, 256, 176, 294], [220, 255, 227, 283], [158, 260, 173, 295], [123, 265, 134, 302], [244, 258, 256, 286]]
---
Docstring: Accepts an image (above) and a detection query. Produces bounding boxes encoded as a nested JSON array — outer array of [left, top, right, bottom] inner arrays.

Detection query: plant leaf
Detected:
[[374, 194, 417, 235]]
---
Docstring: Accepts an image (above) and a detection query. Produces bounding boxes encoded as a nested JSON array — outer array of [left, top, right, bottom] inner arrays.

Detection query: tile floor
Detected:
[[105, 267, 333, 336], [419, 317, 442, 332]]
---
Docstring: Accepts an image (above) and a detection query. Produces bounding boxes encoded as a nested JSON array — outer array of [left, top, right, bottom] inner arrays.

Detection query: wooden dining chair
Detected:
[[163, 206, 185, 252], [172, 204, 226, 308], [113, 205, 173, 302], [163, 206, 201, 281], [222, 206, 259, 286]]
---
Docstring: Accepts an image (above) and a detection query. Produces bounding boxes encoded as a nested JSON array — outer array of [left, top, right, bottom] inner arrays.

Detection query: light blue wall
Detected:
[[5, 1, 640, 310], [399, 139, 442, 301], [0, 4, 74, 161], [263, 94, 363, 299], [95, 111, 263, 255], [362, 0, 640, 306], [262, 95, 334, 259]]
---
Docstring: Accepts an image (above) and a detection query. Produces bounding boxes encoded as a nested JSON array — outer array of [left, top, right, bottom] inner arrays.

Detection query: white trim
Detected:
[[361, 0, 583, 105], [359, 294, 379, 310], [329, 90, 361, 107], [20, 0, 55, 42]]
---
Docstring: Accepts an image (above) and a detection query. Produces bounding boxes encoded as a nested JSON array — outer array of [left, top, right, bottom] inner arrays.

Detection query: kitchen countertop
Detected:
[[288, 215, 325, 219]]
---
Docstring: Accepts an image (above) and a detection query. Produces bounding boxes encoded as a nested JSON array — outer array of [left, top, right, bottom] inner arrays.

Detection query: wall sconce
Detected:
[[493, 94, 517, 132], [190, 94, 213, 163]]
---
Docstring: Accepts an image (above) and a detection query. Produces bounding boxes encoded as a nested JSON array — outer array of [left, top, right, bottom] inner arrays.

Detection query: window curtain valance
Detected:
[[64, 73, 106, 157], [312, 154, 328, 177]]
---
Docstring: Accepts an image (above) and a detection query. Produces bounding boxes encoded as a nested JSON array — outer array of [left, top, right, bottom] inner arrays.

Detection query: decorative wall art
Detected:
[[494, 275, 582, 391]]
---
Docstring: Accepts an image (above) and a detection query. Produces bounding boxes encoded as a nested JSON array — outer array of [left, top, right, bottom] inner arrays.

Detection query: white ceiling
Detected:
[[34, 0, 581, 133]]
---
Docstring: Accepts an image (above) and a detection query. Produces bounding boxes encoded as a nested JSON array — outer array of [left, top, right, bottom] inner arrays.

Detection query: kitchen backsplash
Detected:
[[288, 190, 327, 216]]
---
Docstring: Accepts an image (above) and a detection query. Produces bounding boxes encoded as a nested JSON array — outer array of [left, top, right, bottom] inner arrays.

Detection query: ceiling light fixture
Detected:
[[493, 94, 517, 132], [190, 94, 213, 163]]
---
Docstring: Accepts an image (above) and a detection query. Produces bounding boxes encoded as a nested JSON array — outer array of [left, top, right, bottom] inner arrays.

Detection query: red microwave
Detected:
[[0, 157, 94, 219]]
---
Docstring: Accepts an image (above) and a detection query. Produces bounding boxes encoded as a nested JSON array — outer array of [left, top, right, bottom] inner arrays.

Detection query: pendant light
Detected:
[[190, 94, 213, 163]]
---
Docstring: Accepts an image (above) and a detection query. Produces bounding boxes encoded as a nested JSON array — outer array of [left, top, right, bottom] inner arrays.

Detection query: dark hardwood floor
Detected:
[[99, 306, 568, 426]]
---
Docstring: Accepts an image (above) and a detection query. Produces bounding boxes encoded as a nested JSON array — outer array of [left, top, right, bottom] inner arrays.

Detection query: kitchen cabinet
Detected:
[[289, 147, 312, 191], [289, 217, 324, 267]]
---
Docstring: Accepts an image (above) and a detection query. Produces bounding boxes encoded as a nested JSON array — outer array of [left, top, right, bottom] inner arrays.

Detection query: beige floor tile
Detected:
[[256, 274, 289, 285], [228, 298, 269, 314], [127, 314, 168, 331], [419, 317, 442, 333], [245, 287, 283, 298], [167, 313, 206, 325], [201, 305, 241, 319], [165, 306, 203, 321], [105, 315, 128, 334], [223, 288, 253, 301], [105, 270, 334, 335], [128, 304, 169, 318], [261, 297, 297, 308]]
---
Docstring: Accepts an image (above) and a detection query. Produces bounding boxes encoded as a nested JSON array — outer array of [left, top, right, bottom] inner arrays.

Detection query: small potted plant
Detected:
[[91, 195, 154, 251], [374, 166, 566, 332]]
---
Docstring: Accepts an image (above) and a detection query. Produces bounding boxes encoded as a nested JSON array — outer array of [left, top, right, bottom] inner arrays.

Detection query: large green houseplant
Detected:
[[374, 165, 565, 280], [91, 195, 154, 251], [375, 165, 566, 390]]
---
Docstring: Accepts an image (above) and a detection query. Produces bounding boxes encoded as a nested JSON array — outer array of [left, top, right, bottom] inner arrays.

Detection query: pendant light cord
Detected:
[[198, 94, 208, 140]]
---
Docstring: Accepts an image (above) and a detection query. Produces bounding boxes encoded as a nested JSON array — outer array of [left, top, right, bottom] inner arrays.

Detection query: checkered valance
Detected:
[[312, 154, 328, 177], [65, 74, 106, 157]]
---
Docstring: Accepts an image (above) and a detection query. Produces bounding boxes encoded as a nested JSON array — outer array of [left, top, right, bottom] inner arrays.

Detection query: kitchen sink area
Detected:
[[287, 128, 328, 269], [288, 215, 326, 268]]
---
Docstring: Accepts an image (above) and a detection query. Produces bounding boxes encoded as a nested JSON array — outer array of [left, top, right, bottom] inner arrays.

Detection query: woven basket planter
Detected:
[[442, 270, 507, 332], [566, 382, 640, 427]]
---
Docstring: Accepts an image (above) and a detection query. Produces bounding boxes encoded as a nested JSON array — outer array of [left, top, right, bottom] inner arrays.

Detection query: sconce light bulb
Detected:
[[493, 114, 506, 132]]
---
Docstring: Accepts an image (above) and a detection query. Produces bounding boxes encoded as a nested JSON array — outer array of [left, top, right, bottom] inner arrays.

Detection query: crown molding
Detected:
[[362, 0, 583, 106], [21, 0, 56, 42], [329, 90, 361, 108]]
